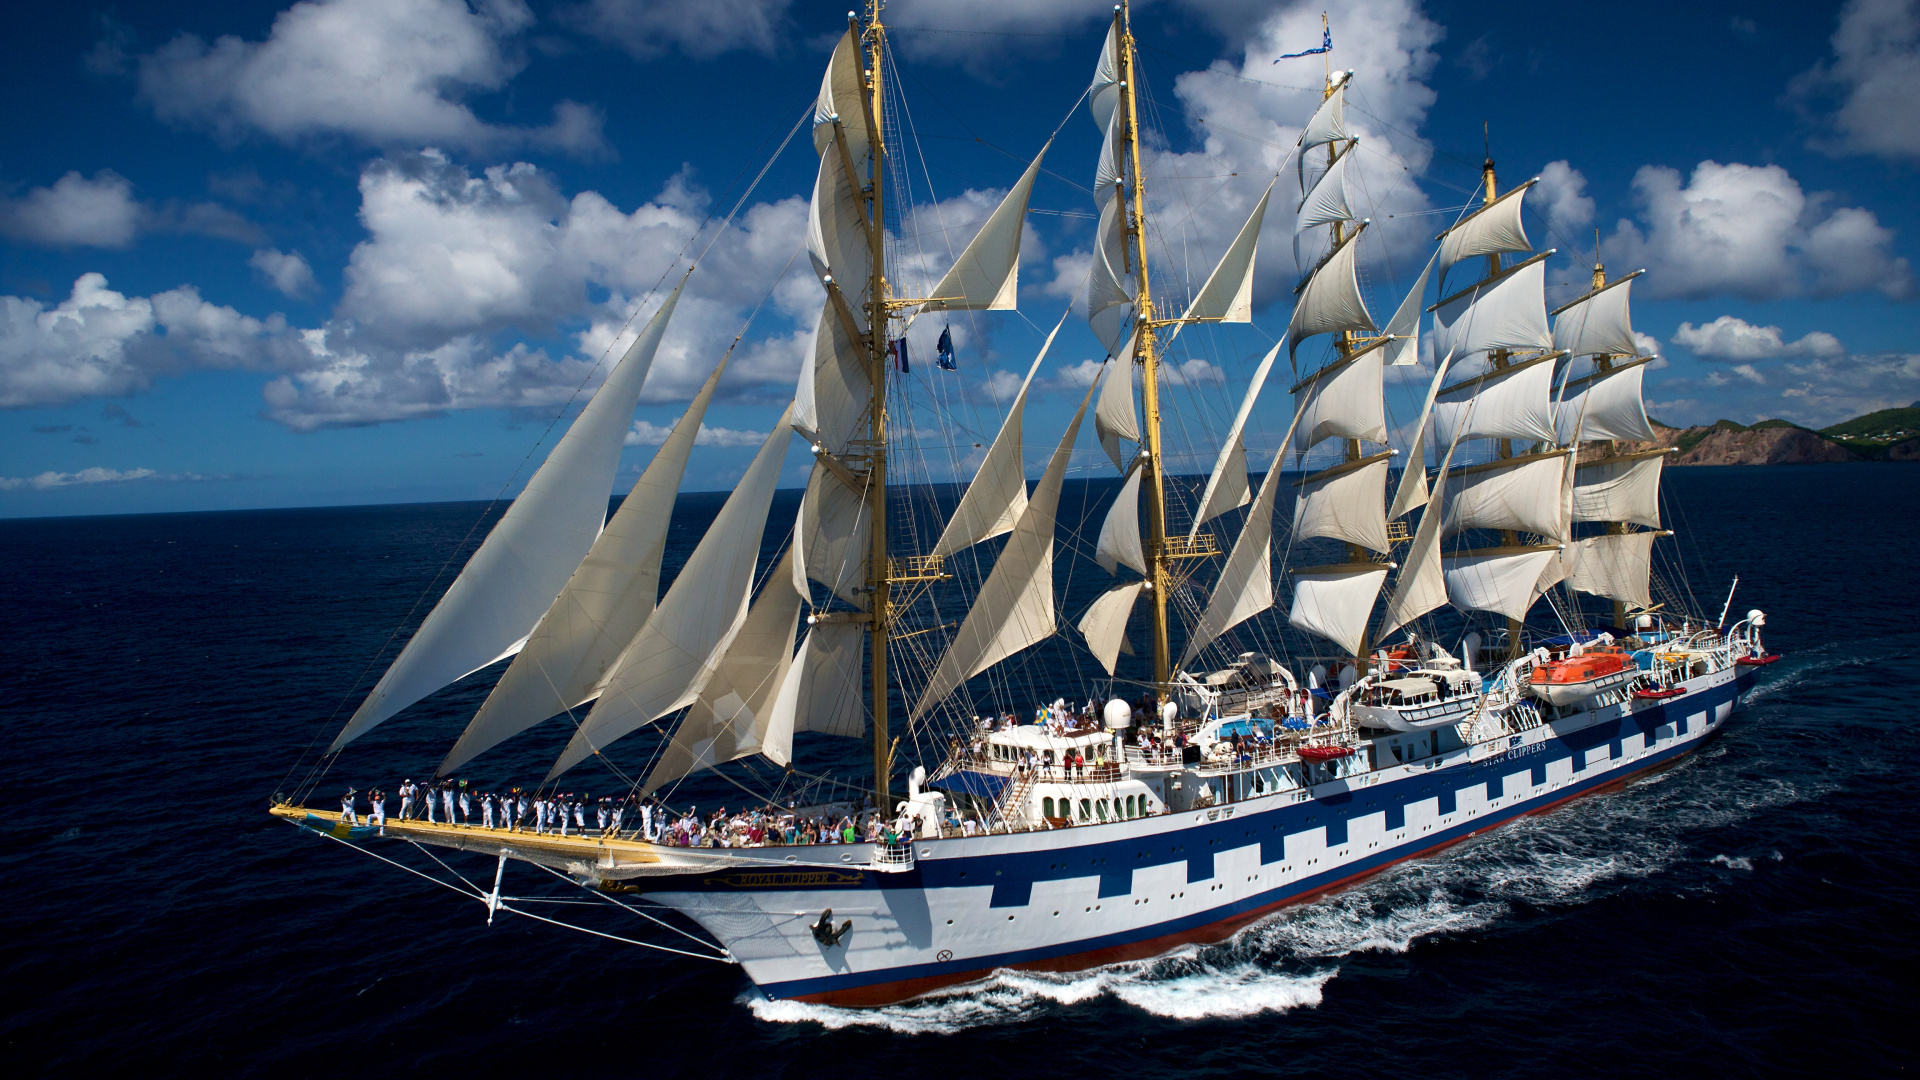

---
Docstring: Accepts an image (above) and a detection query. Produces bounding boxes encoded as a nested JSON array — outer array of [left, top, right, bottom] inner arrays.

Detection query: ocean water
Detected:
[[1, 464, 1914, 1077]]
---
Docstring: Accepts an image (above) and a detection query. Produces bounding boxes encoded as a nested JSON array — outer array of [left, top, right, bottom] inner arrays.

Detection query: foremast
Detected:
[[858, 4, 894, 813]]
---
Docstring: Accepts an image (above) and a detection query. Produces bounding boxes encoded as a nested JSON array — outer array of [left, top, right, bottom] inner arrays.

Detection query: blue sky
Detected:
[[1, 0, 1914, 518]]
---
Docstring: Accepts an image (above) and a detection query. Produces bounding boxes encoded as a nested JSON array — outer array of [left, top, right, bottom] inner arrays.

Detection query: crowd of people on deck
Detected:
[[331, 782, 953, 848]]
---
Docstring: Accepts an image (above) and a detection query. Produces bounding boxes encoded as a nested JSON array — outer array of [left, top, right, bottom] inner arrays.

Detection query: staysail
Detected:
[[929, 312, 1064, 558], [330, 280, 685, 752]]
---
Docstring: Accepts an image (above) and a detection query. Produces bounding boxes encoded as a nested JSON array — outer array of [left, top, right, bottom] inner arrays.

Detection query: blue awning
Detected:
[[929, 771, 1008, 799]]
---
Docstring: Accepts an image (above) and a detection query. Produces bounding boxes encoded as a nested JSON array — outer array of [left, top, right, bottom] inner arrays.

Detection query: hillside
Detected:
[[1616, 419, 1860, 465], [1818, 404, 1920, 458]]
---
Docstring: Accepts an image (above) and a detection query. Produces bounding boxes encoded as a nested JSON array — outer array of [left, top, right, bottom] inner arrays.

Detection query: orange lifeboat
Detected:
[[1529, 647, 1636, 706]]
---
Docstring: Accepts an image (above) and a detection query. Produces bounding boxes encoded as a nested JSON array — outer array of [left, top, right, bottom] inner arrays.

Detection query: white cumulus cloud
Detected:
[[0, 171, 142, 247], [624, 419, 770, 447], [250, 249, 318, 297], [1672, 315, 1846, 361], [1790, 0, 1920, 161], [136, 0, 605, 155], [0, 466, 240, 491], [1605, 160, 1913, 300]]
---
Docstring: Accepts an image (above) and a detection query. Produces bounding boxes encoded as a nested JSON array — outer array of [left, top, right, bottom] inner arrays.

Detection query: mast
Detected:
[[1327, 59, 1370, 673], [1112, 1, 1172, 686], [861, 2, 893, 812], [1476, 141, 1527, 661]]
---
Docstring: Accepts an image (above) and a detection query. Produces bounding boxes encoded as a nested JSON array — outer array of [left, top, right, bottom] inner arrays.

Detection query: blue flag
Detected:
[[936, 325, 956, 370], [1275, 26, 1331, 61]]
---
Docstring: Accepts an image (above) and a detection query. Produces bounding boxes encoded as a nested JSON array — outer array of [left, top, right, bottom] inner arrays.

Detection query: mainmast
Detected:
[[1111, 1, 1174, 686], [861, 2, 893, 812]]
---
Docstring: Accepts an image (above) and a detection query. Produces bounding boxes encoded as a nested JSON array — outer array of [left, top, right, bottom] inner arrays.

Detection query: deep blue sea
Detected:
[[2, 464, 1914, 1077]]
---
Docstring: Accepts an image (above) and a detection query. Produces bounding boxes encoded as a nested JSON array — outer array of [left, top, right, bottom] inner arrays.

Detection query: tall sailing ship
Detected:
[[273, 3, 1777, 1007]]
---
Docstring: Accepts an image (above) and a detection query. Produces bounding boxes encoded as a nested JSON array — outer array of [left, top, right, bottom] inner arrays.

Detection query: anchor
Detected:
[[810, 909, 852, 947]]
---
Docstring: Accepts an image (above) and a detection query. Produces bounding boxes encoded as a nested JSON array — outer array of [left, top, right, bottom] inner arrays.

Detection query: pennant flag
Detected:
[[1275, 26, 1331, 61], [890, 337, 910, 373], [936, 325, 957, 370]]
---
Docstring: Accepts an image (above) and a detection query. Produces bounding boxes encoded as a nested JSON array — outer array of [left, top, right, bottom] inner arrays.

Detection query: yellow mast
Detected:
[[862, 2, 893, 811], [1113, 1, 1173, 687], [1476, 138, 1528, 661]]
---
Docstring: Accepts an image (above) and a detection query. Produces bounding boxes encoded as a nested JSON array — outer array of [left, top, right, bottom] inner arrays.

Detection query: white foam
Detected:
[[1710, 854, 1755, 871]]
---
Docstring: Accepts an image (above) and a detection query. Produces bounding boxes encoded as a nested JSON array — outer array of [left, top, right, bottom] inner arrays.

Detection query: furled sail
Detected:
[[1572, 451, 1664, 528], [1096, 460, 1147, 576], [1294, 455, 1392, 553], [1439, 452, 1571, 541], [1551, 272, 1642, 359], [1079, 581, 1146, 676], [1562, 532, 1655, 608], [641, 547, 803, 795], [923, 143, 1048, 312], [329, 281, 685, 753], [1437, 181, 1535, 281], [1292, 346, 1387, 452], [910, 376, 1098, 722], [1429, 256, 1554, 362], [1183, 446, 1285, 666], [1088, 194, 1135, 352], [1287, 226, 1374, 363], [548, 404, 795, 779], [793, 299, 869, 455], [930, 314, 1064, 558], [1381, 252, 1436, 367], [1296, 145, 1356, 233], [1441, 546, 1562, 621], [1094, 344, 1139, 471], [789, 622, 866, 737], [1289, 564, 1389, 656], [1175, 181, 1272, 330], [1191, 339, 1281, 534], [439, 335, 722, 776], [1430, 352, 1558, 448], [1555, 359, 1655, 445]]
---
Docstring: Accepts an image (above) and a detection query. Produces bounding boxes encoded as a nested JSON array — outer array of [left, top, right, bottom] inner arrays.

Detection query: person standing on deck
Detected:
[[423, 782, 437, 823], [370, 789, 386, 835], [481, 791, 495, 830], [574, 796, 587, 831], [457, 784, 471, 825], [515, 790, 529, 831], [398, 780, 414, 821], [596, 798, 610, 835], [341, 788, 358, 825], [440, 783, 455, 824]]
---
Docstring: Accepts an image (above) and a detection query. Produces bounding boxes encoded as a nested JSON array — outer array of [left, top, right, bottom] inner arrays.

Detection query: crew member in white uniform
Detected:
[[398, 780, 414, 821], [341, 788, 358, 825], [458, 786, 471, 824], [441, 784, 455, 824], [370, 789, 386, 835], [481, 792, 495, 830]]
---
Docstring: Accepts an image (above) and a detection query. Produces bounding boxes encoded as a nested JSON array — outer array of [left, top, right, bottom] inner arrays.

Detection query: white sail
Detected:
[[910, 377, 1097, 722], [1079, 581, 1146, 676], [1430, 258, 1553, 362], [807, 145, 871, 300], [1289, 564, 1389, 656], [1442, 547, 1561, 622], [1296, 145, 1356, 233], [439, 337, 722, 775], [1572, 452, 1664, 528], [1431, 353, 1558, 448], [1556, 360, 1655, 445], [1287, 228, 1374, 362], [1382, 252, 1436, 367], [1294, 455, 1392, 553], [1552, 274, 1640, 359], [1184, 447, 1285, 666], [793, 299, 868, 454], [1090, 22, 1121, 131], [1293, 347, 1387, 452], [1437, 181, 1534, 280], [1088, 194, 1134, 352], [329, 281, 685, 753], [1387, 340, 1456, 519], [1096, 461, 1147, 576], [795, 462, 870, 606], [1175, 181, 1272, 331], [1095, 347, 1139, 471], [790, 622, 866, 737], [1191, 339, 1280, 534], [812, 29, 868, 165], [924, 143, 1047, 312], [1439, 452, 1571, 541], [1095, 112, 1124, 207], [1297, 72, 1350, 152], [1378, 430, 1468, 639], [931, 315, 1063, 558], [1563, 531, 1655, 607], [640, 547, 802, 796], [548, 405, 795, 779]]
